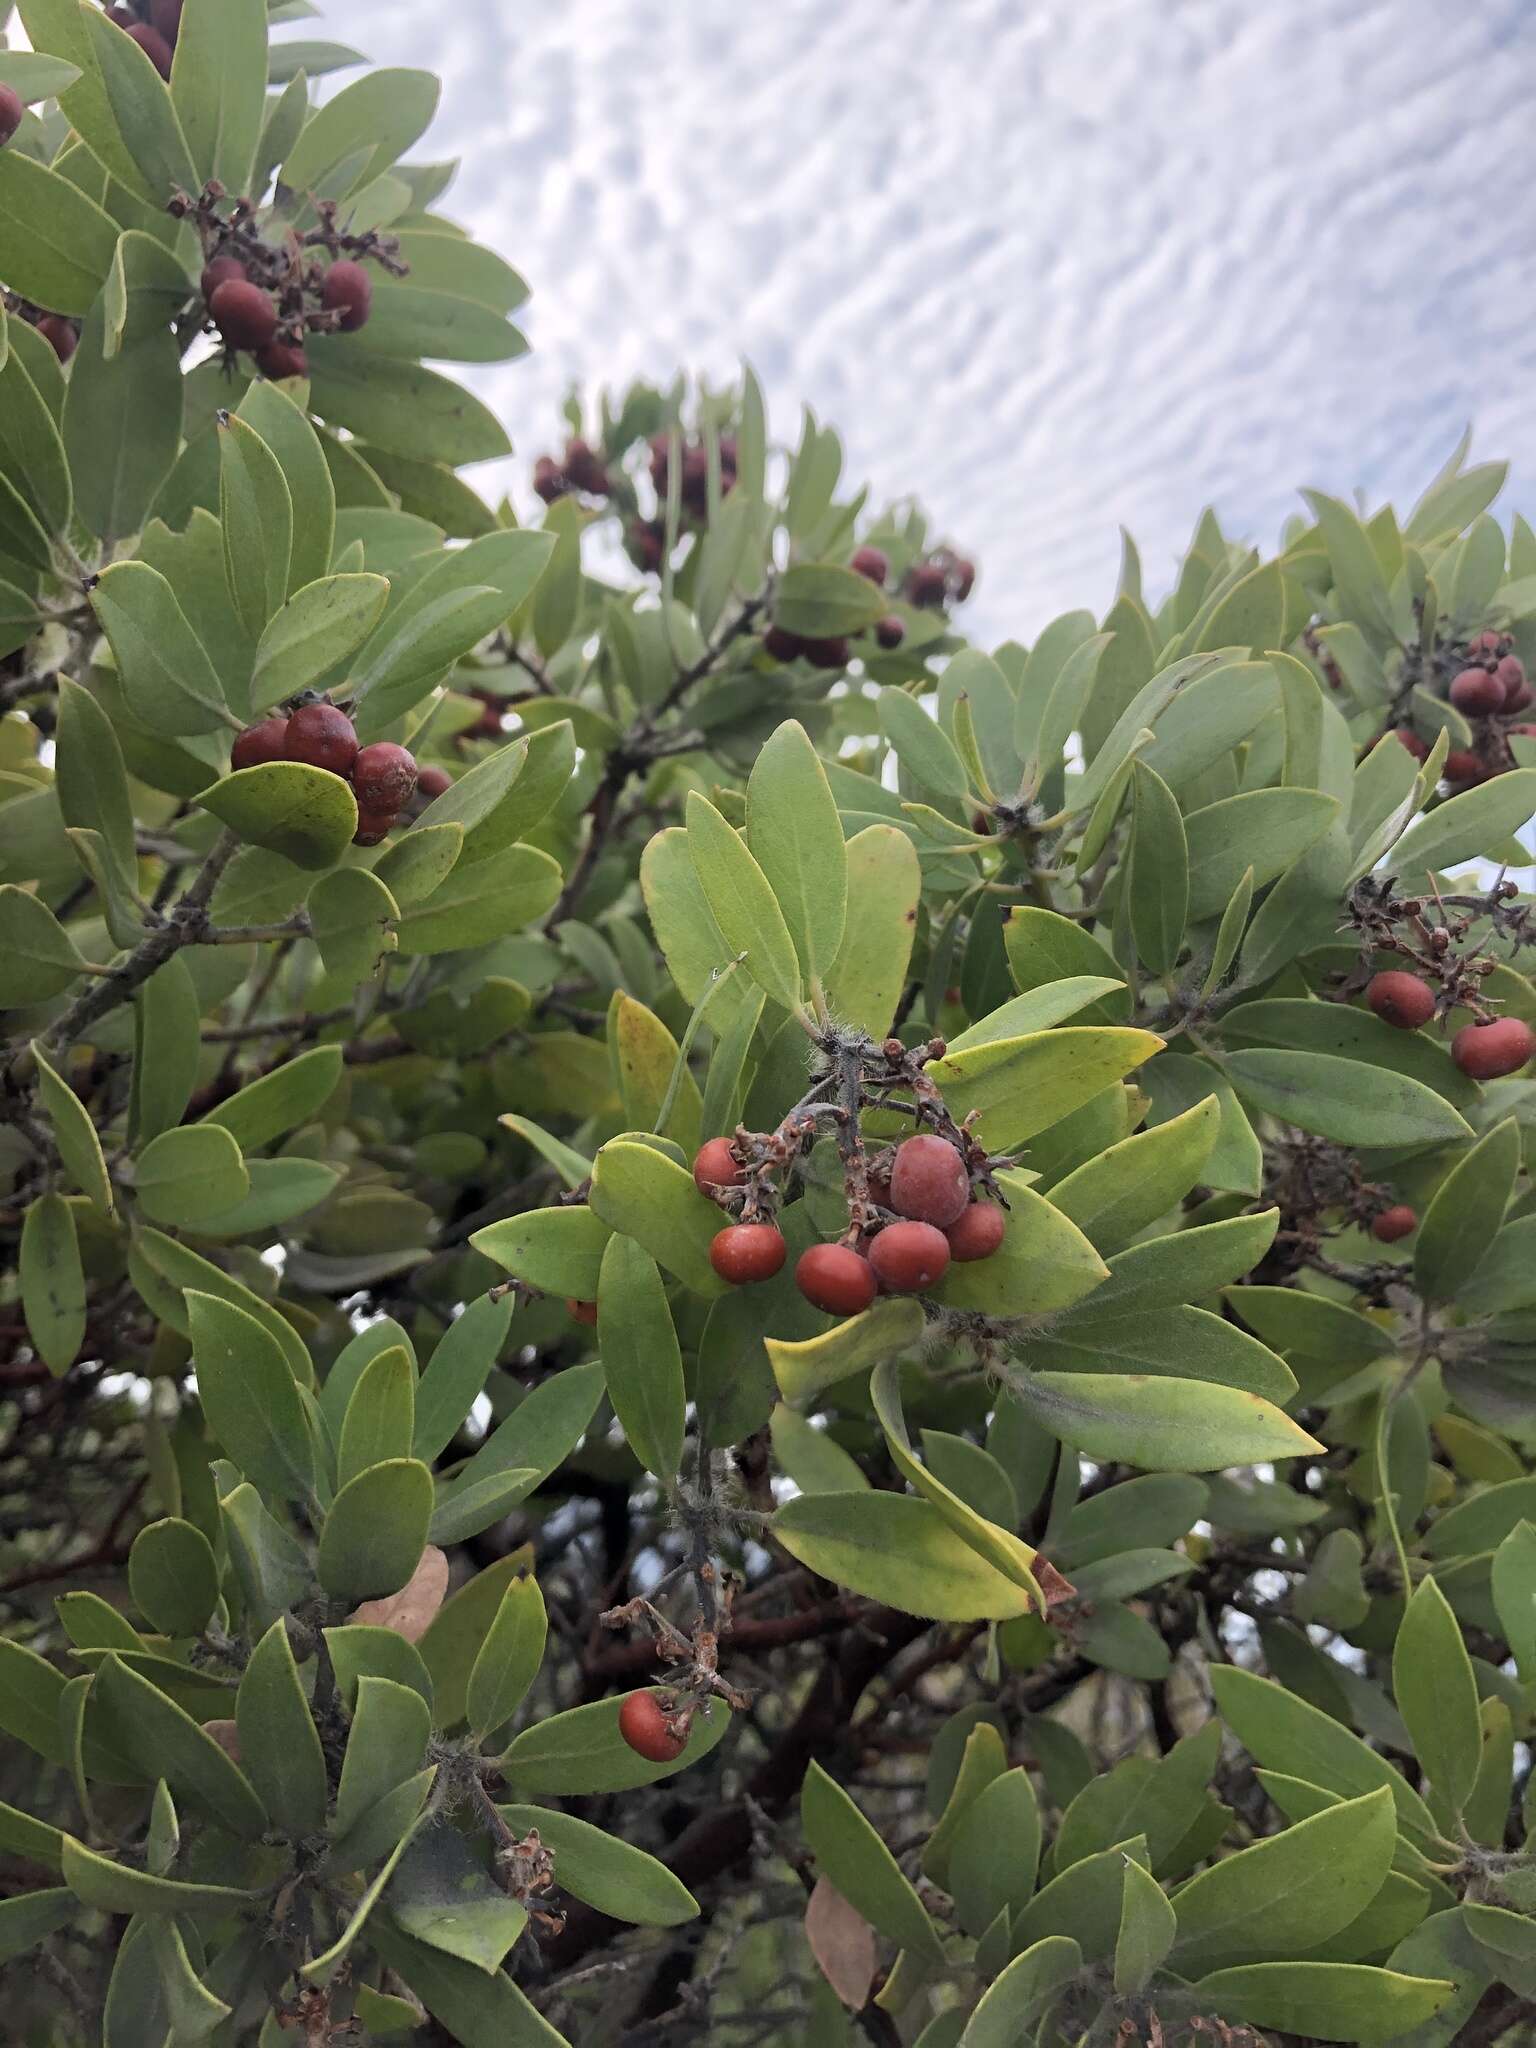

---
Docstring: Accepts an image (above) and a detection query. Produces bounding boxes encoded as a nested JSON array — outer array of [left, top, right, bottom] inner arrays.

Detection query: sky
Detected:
[[299, 1, 1533, 641]]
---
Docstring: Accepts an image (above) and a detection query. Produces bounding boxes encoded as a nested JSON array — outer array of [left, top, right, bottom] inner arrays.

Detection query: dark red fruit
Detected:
[[692, 1138, 743, 1201], [1496, 655, 1528, 704], [532, 455, 566, 504], [36, 316, 77, 363], [283, 702, 358, 778], [1392, 727, 1429, 762], [875, 614, 906, 650], [709, 1223, 787, 1285], [868, 1219, 950, 1294], [352, 805, 397, 847], [566, 1298, 598, 1327], [352, 741, 418, 811], [123, 21, 173, 76], [1371, 1205, 1417, 1243], [564, 438, 609, 495], [200, 254, 248, 302], [628, 519, 664, 573], [795, 1243, 877, 1317], [230, 715, 289, 772], [1452, 1017, 1536, 1079], [416, 764, 452, 800], [149, 0, 183, 40], [1507, 680, 1535, 713], [617, 1691, 686, 1762], [850, 544, 889, 585], [1443, 749, 1486, 786], [256, 337, 308, 380], [952, 558, 976, 601], [945, 1202, 1006, 1262], [322, 258, 373, 333], [803, 636, 850, 671], [889, 1134, 970, 1228], [1365, 970, 1436, 1031], [0, 84, 24, 148], [1469, 630, 1503, 655], [906, 562, 948, 607], [764, 625, 805, 663], [210, 278, 277, 352], [1449, 667, 1504, 715]]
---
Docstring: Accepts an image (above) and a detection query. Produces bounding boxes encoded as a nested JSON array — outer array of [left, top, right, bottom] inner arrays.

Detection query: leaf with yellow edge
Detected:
[[927, 1027, 1163, 1151]]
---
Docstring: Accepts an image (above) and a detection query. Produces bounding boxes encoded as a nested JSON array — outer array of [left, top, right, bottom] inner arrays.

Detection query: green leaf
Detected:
[[171, 0, 266, 195], [927, 1026, 1163, 1152], [197, 760, 358, 870], [772, 1491, 1041, 1621], [338, 1344, 416, 1488], [774, 562, 886, 637], [802, 1761, 945, 1967], [0, 148, 119, 314], [20, 1191, 85, 1377], [1196, 1962, 1453, 2044], [1384, 770, 1536, 879], [308, 865, 399, 987], [588, 1136, 730, 1298], [89, 562, 229, 736], [280, 65, 439, 193], [767, 1296, 926, 1405], [0, 888, 88, 1005], [0, 345, 71, 537], [1013, 1372, 1321, 1472], [686, 790, 804, 1015], [1225, 1284, 1393, 1366], [1062, 1210, 1279, 1321], [219, 412, 293, 636], [1491, 1523, 1536, 1684], [237, 380, 337, 593], [333, 1674, 432, 1840], [0, 1887, 76, 1966], [770, 1403, 869, 1495], [1047, 1094, 1219, 1256], [496, 1803, 697, 1925], [470, 1202, 612, 1298], [1115, 1857, 1177, 1995], [1183, 788, 1339, 919], [318, 1459, 433, 1600], [958, 1936, 1082, 2048], [465, 1575, 546, 1742], [186, 1290, 316, 1503], [1415, 1118, 1520, 1302], [1128, 760, 1188, 974], [501, 1689, 730, 1794], [307, 346, 512, 467], [301, 1819, 422, 1987], [1023, 1305, 1295, 1404], [385, 1822, 526, 1975], [129, 953, 200, 1144], [250, 573, 389, 711], [235, 1618, 328, 1837], [880, 687, 971, 801], [416, 1553, 534, 1728], [31, 1042, 113, 1212], [127, 1518, 217, 1636], [597, 1233, 686, 1486], [946, 1768, 1041, 1939], [60, 1835, 256, 1917], [1015, 1838, 1151, 1961], [95, 1654, 266, 1839], [1223, 1049, 1471, 1149], [325, 1625, 434, 1715], [746, 719, 848, 985], [413, 1292, 514, 1464], [131, 1124, 248, 1229], [1394, 1576, 1481, 1816], [393, 843, 560, 953], [203, 1043, 344, 1151], [370, 1922, 567, 2048]]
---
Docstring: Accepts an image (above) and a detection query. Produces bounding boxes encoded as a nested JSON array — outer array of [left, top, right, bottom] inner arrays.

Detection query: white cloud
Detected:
[[307, 0, 1536, 639]]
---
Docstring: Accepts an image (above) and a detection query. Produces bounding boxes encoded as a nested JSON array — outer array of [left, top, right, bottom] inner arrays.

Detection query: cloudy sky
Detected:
[[311, 0, 1534, 642]]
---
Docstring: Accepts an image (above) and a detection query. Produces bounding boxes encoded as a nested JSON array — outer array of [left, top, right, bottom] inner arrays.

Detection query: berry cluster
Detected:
[[104, 0, 183, 82], [230, 702, 448, 844], [904, 549, 976, 608], [1391, 628, 1536, 788], [533, 438, 612, 505]]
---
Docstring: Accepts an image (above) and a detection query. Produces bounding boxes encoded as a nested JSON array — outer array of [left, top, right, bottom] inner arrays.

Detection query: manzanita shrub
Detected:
[[4, 10, 1536, 2048]]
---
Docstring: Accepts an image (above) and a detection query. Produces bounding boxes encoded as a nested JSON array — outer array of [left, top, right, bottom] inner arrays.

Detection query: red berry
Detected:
[[0, 84, 24, 148], [35, 316, 77, 363], [889, 1134, 970, 1228], [1449, 667, 1504, 715], [230, 715, 289, 772], [416, 764, 452, 800], [1496, 655, 1528, 704], [1371, 1205, 1417, 1243], [351, 804, 397, 847], [352, 741, 418, 811], [764, 625, 805, 663], [617, 1691, 686, 1762], [952, 559, 976, 601], [692, 1138, 743, 1201], [945, 1202, 1007, 1262], [1452, 1017, 1536, 1080], [850, 545, 889, 585], [906, 562, 948, 608], [868, 1219, 950, 1294], [210, 278, 277, 352], [875, 614, 906, 650], [149, 0, 182, 40], [563, 438, 608, 495], [1469, 630, 1503, 655], [1506, 681, 1535, 714], [322, 258, 373, 333], [1365, 970, 1436, 1031], [566, 1298, 598, 1327], [123, 20, 173, 75], [256, 337, 308, 380], [803, 636, 850, 671], [201, 254, 248, 302], [284, 702, 358, 778], [1392, 727, 1429, 762], [1443, 749, 1487, 786], [709, 1224, 786, 1286], [795, 1243, 877, 1317]]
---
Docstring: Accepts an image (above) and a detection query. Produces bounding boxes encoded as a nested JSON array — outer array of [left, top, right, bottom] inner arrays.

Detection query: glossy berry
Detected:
[[1452, 1016, 1536, 1080], [416, 764, 452, 801], [1449, 666, 1504, 715], [945, 1202, 1007, 1262], [36, 316, 77, 363], [1496, 655, 1528, 703], [230, 716, 289, 772], [124, 20, 174, 75], [906, 561, 948, 607], [1371, 1205, 1417, 1243], [533, 455, 566, 503], [692, 1137, 744, 1200], [803, 635, 850, 671], [352, 805, 397, 847], [889, 1134, 971, 1228], [617, 1691, 686, 1763], [710, 1223, 787, 1285], [1443, 749, 1486, 786], [200, 253, 248, 301], [1392, 727, 1428, 762], [875, 614, 906, 650], [0, 84, 24, 148], [1506, 679, 1535, 714], [850, 544, 889, 585], [210, 278, 277, 352], [952, 558, 976, 601], [795, 1243, 877, 1317], [1365, 970, 1436, 1031], [764, 625, 805, 663], [566, 1298, 598, 1327], [322, 259, 373, 333], [284, 702, 358, 778], [869, 1219, 950, 1294], [353, 741, 418, 811], [256, 337, 308, 380]]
